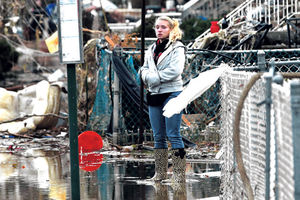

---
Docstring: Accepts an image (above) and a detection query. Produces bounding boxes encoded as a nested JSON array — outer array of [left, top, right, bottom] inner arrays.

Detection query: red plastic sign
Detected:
[[78, 131, 103, 153], [78, 131, 104, 171]]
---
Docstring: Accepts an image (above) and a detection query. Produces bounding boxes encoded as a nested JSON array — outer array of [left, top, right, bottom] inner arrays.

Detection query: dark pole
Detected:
[[139, 0, 146, 145], [287, 19, 291, 48], [67, 63, 80, 200]]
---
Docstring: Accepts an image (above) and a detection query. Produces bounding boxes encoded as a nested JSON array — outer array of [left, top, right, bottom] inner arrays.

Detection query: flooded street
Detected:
[[0, 138, 220, 200]]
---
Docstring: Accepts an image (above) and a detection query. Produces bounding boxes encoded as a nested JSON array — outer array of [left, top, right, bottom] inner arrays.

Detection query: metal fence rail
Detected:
[[272, 81, 294, 200]]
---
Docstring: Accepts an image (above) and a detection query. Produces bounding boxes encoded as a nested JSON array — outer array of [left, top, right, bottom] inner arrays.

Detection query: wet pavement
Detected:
[[0, 138, 220, 200]]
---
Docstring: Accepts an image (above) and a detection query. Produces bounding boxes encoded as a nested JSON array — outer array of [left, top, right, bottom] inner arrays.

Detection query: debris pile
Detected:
[[190, 17, 272, 50], [0, 80, 62, 136]]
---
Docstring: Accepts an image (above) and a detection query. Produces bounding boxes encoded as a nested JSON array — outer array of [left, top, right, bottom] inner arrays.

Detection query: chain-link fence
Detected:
[[219, 66, 300, 200], [87, 44, 300, 145], [272, 82, 295, 200], [80, 42, 300, 198], [219, 70, 267, 199]]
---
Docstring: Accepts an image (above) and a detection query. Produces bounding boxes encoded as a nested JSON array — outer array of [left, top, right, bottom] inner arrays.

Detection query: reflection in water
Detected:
[[94, 160, 219, 200], [0, 147, 220, 200], [79, 152, 103, 172], [154, 183, 169, 200], [0, 150, 69, 200], [172, 183, 187, 200]]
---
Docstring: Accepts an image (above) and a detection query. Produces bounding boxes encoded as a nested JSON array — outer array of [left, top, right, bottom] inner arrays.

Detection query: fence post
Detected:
[[113, 71, 120, 144], [258, 50, 267, 72], [290, 80, 300, 200], [67, 64, 80, 200], [286, 19, 291, 48], [139, 0, 146, 145], [264, 72, 272, 200]]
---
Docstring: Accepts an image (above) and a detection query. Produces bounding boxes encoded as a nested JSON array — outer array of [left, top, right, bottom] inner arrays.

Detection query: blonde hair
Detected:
[[155, 16, 183, 43]]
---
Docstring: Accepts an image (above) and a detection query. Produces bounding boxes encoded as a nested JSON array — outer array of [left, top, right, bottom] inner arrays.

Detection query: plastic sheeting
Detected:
[[88, 49, 148, 134], [111, 51, 148, 115], [163, 65, 228, 118]]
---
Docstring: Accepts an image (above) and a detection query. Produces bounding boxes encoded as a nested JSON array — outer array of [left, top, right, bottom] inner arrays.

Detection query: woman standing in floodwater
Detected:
[[139, 16, 186, 184]]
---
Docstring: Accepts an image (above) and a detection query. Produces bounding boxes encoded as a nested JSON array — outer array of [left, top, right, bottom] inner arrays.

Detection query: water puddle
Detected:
[[0, 138, 220, 200]]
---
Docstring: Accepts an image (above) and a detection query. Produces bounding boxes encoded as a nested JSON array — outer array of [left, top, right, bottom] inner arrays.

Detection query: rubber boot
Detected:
[[173, 182, 187, 200], [151, 148, 168, 181], [154, 182, 169, 200], [171, 148, 186, 183]]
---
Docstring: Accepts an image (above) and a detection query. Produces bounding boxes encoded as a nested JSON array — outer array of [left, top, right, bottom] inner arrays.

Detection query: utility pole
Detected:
[[139, 0, 146, 145]]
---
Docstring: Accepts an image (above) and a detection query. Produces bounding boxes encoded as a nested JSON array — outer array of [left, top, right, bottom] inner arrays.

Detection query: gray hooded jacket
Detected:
[[139, 40, 186, 94]]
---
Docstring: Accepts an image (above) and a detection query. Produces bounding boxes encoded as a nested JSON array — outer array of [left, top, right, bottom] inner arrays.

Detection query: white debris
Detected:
[[0, 80, 61, 134], [163, 65, 228, 118]]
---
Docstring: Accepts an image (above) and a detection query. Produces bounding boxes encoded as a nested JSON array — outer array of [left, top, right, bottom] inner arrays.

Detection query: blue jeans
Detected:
[[148, 91, 184, 149]]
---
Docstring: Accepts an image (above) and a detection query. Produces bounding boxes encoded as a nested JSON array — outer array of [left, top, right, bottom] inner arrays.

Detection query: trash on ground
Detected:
[[0, 80, 61, 135]]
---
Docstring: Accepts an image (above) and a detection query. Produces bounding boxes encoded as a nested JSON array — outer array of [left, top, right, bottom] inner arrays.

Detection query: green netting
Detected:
[[88, 49, 112, 135]]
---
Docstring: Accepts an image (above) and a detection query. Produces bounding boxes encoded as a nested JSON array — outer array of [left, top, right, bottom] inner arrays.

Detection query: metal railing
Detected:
[[286, 17, 300, 48], [194, 0, 300, 42]]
